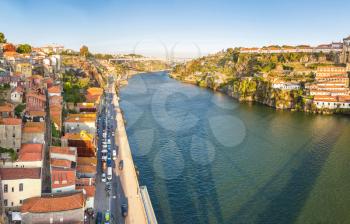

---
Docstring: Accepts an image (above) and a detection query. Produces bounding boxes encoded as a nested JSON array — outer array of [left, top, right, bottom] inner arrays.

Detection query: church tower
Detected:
[[342, 36, 350, 64]]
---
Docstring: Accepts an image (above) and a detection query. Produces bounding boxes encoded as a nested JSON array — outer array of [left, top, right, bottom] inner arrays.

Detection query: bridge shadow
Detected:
[[228, 123, 344, 224]]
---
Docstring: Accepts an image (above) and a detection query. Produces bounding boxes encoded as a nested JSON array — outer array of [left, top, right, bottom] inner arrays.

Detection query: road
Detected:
[[94, 81, 124, 224], [109, 76, 148, 224]]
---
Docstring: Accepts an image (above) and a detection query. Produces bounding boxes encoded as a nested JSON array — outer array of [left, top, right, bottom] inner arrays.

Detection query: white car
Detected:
[[101, 173, 106, 183]]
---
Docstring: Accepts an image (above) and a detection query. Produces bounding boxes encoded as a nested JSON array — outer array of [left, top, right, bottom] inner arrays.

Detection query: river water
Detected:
[[119, 72, 350, 224]]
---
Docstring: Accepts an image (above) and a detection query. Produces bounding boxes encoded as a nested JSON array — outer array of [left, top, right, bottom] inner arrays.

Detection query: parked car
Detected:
[[105, 210, 110, 222], [121, 200, 128, 217], [101, 173, 106, 183], [119, 160, 124, 170], [96, 212, 102, 224]]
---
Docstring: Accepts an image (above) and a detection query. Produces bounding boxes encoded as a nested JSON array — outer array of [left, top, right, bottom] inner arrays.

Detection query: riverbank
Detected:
[[169, 73, 350, 115]]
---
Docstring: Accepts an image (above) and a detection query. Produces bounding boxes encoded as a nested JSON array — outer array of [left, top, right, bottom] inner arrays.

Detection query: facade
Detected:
[[341, 36, 350, 63], [64, 113, 96, 134], [0, 168, 41, 209], [21, 192, 85, 224], [61, 131, 96, 157], [10, 87, 23, 103], [22, 122, 45, 144], [0, 118, 22, 150], [1, 144, 43, 168], [313, 95, 350, 109], [26, 92, 46, 112], [15, 63, 32, 78], [50, 146, 77, 162], [51, 167, 76, 193], [76, 186, 95, 209], [272, 82, 300, 90], [47, 85, 61, 97], [0, 103, 14, 118]]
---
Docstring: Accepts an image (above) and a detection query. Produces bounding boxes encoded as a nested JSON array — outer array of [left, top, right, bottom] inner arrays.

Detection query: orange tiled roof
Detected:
[[21, 192, 84, 213], [0, 118, 22, 125], [23, 122, 46, 133], [48, 85, 61, 94], [76, 165, 96, 174], [18, 143, 43, 162], [61, 132, 94, 141], [0, 168, 41, 180], [26, 92, 46, 102], [51, 167, 76, 189], [76, 185, 96, 198], [77, 157, 97, 166], [51, 159, 72, 168], [64, 116, 95, 123], [0, 103, 14, 113], [28, 110, 46, 117], [86, 87, 103, 96], [50, 146, 76, 155]]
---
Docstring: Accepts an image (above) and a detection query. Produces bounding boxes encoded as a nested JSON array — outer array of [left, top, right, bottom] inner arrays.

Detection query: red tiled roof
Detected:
[[18, 143, 43, 162], [26, 92, 46, 102], [77, 157, 97, 166], [23, 122, 45, 133], [76, 165, 96, 174], [48, 85, 61, 94], [0, 103, 14, 113], [51, 168, 76, 189], [0, 168, 41, 180], [50, 146, 76, 156], [0, 118, 22, 125], [51, 159, 72, 168], [76, 185, 95, 198], [28, 110, 46, 117], [21, 192, 84, 213]]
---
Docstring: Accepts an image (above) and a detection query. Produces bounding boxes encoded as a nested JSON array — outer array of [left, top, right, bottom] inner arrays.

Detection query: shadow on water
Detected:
[[229, 123, 344, 224]]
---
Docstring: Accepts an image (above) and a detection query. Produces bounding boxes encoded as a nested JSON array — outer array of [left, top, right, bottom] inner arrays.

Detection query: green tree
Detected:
[[16, 44, 32, 54], [15, 103, 26, 117], [0, 32, 6, 43], [80, 45, 89, 57]]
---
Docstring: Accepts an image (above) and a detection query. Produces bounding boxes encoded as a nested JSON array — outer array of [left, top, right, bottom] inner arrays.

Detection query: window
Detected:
[[4, 200, 7, 206], [19, 200, 23, 204], [19, 183, 23, 192], [4, 184, 8, 193], [11, 187, 14, 192]]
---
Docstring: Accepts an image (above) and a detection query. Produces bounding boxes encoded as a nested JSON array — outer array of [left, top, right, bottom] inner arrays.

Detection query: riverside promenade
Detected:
[[110, 78, 156, 224]]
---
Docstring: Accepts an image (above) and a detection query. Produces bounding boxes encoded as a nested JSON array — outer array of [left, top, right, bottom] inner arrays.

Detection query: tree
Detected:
[[16, 44, 32, 54], [3, 43, 16, 52], [0, 32, 6, 43], [80, 45, 89, 57]]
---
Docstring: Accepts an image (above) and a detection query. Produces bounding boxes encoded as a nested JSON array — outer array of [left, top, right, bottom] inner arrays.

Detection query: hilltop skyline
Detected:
[[0, 0, 349, 58]]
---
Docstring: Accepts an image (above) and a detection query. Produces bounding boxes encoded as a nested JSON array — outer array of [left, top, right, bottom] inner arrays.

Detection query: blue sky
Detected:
[[0, 0, 349, 58]]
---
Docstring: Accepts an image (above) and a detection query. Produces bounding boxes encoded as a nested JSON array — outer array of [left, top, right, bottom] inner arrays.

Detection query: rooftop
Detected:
[[50, 146, 76, 156], [76, 165, 96, 174], [76, 185, 96, 198], [0, 103, 14, 113], [21, 192, 84, 213], [18, 143, 43, 162], [48, 85, 61, 94], [51, 159, 72, 168], [51, 167, 76, 189], [0, 168, 41, 180], [23, 122, 45, 133], [77, 157, 97, 166], [61, 131, 94, 141], [0, 118, 22, 125]]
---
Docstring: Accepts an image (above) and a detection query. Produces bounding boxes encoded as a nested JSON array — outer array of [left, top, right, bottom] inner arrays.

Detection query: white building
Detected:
[[0, 168, 42, 208]]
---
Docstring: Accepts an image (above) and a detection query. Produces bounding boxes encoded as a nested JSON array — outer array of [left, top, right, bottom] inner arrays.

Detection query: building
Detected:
[[0, 118, 22, 150], [341, 36, 350, 63], [77, 102, 97, 113], [61, 131, 96, 157], [64, 113, 96, 134], [21, 192, 85, 224], [0, 168, 41, 209], [15, 63, 32, 78], [22, 122, 45, 144], [10, 86, 24, 103], [1, 144, 44, 168], [313, 95, 350, 109], [272, 81, 301, 90], [51, 167, 76, 193], [76, 165, 96, 178], [76, 186, 95, 209], [47, 85, 61, 97], [26, 92, 46, 112], [50, 146, 77, 162], [0, 103, 14, 118], [86, 87, 103, 104]]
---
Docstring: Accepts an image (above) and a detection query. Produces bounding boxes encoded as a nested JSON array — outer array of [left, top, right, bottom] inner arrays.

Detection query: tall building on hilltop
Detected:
[[341, 36, 350, 64]]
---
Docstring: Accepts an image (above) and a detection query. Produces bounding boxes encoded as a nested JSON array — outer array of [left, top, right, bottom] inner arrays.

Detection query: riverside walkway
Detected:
[[109, 76, 157, 224]]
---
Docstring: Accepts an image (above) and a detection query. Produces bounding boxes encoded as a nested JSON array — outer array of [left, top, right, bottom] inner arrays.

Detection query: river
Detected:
[[119, 72, 350, 224]]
